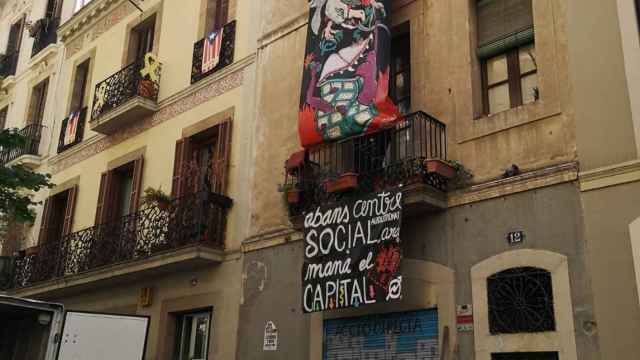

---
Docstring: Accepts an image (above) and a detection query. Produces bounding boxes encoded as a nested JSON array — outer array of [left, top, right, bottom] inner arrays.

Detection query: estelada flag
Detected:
[[298, 0, 400, 148], [202, 28, 224, 73], [64, 110, 81, 146]]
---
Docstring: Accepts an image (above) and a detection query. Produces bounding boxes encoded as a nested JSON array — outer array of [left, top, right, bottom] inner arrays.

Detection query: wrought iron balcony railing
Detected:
[[4, 191, 232, 290], [91, 54, 162, 121], [0, 51, 19, 78], [191, 20, 236, 84], [57, 107, 87, 153], [284, 111, 448, 215], [31, 17, 60, 57], [0, 124, 45, 165]]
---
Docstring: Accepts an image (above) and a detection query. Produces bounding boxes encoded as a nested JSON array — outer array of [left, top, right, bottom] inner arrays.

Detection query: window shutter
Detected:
[[172, 138, 191, 198], [477, 0, 534, 59], [62, 186, 78, 236], [7, 17, 24, 53], [38, 198, 53, 244], [129, 157, 144, 214], [216, 0, 229, 27], [211, 120, 232, 194], [95, 171, 112, 225]]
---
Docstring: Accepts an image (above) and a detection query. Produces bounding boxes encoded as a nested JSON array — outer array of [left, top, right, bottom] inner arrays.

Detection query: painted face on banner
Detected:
[[299, 0, 400, 147]]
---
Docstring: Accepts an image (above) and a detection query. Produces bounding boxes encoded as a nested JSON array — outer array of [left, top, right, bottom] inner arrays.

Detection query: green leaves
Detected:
[[0, 128, 54, 225]]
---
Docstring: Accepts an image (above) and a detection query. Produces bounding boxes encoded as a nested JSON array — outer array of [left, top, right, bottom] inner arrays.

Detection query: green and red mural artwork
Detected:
[[299, 0, 400, 147]]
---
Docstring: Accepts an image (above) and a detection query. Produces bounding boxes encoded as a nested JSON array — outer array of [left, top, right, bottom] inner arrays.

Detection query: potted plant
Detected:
[[141, 187, 172, 210], [24, 245, 40, 257], [425, 159, 456, 179], [324, 172, 359, 193]]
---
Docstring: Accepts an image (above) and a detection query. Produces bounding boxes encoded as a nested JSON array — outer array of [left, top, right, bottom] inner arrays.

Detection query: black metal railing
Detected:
[[31, 17, 60, 57], [191, 20, 236, 84], [91, 55, 162, 120], [284, 111, 447, 215], [57, 107, 87, 153], [0, 51, 19, 77], [5, 191, 232, 290], [0, 124, 45, 165]]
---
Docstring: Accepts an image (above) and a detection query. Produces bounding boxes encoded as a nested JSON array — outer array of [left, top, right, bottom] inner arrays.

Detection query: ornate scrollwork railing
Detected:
[[91, 53, 162, 120], [31, 17, 60, 57], [5, 191, 232, 290], [0, 51, 19, 77], [0, 124, 45, 165], [284, 111, 448, 216], [191, 20, 236, 84]]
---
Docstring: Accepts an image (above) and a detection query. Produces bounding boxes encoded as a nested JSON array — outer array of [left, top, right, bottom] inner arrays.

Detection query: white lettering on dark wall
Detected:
[[302, 189, 404, 313]]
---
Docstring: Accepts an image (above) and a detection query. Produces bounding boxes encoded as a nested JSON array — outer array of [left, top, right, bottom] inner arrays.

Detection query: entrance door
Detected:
[[323, 309, 439, 359]]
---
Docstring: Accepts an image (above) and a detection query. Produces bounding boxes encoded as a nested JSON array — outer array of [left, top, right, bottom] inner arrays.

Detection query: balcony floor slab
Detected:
[[90, 96, 158, 135], [7, 245, 224, 299]]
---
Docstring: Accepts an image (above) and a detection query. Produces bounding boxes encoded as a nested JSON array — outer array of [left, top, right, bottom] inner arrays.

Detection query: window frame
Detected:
[[173, 310, 213, 360], [28, 78, 50, 125], [390, 22, 411, 115], [69, 58, 91, 113], [480, 42, 538, 115]]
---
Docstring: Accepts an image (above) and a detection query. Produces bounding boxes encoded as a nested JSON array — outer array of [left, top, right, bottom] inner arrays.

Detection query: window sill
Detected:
[[458, 99, 561, 144]]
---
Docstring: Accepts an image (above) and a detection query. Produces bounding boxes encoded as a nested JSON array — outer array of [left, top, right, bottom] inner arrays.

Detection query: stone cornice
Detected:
[[579, 159, 640, 192], [242, 162, 580, 253], [57, 0, 124, 43]]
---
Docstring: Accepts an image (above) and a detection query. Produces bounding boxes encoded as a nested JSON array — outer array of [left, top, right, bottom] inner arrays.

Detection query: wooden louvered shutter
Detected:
[[476, 0, 534, 59], [172, 138, 191, 198], [216, 0, 229, 28], [129, 157, 144, 213], [477, 0, 533, 45], [38, 198, 53, 244], [95, 171, 113, 225], [211, 120, 232, 194], [62, 186, 78, 236]]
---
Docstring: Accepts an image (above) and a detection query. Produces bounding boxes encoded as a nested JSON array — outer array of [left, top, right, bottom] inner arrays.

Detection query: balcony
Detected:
[[2, 191, 232, 296], [0, 51, 19, 78], [0, 124, 45, 168], [90, 54, 162, 135], [31, 17, 60, 58], [191, 21, 236, 84], [57, 107, 87, 153], [284, 111, 453, 219]]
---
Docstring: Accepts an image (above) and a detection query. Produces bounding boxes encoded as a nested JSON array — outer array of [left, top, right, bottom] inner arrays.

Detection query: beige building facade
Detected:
[[0, 0, 637, 359]]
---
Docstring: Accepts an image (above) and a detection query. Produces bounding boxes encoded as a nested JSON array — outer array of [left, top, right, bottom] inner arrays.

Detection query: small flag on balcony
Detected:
[[202, 29, 224, 73], [64, 110, 80, 146]]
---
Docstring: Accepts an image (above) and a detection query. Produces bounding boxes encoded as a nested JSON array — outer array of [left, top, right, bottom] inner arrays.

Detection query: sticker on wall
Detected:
[[456, 304, 474, 332], [298, 0, 400, 147], [263, 321, 278, 351]]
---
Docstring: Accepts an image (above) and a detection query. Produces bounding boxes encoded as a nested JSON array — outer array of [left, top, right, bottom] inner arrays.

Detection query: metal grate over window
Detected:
[[487, 267, 555, 334]]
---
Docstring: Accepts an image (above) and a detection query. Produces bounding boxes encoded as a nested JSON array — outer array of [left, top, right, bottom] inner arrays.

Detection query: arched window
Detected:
[[487, 267, 555, 334]]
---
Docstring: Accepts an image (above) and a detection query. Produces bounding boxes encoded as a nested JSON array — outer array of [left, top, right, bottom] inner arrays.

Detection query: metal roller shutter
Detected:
[[323, 309, 439, 359]]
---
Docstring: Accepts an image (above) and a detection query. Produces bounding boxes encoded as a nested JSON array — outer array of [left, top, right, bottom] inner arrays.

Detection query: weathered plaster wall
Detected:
[[581, 181, 640, 359]]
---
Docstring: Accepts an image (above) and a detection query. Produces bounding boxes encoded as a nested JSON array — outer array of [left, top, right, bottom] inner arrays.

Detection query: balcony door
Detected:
[[127, 15, 156, 64], [28, 79, 49, 125], [172, 121, 232, 198], [39, 187, 77, 244], [95, 157, 144, 225]]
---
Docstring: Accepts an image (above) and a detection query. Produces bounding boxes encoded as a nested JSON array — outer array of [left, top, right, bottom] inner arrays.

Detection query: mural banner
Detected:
[[299, 0, 400, 147], [302, 189, 403, 313]]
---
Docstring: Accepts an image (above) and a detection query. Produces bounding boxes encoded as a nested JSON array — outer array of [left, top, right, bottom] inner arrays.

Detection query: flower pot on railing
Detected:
[[137, 79, 157, 99], [24, 246, 40, 257], [287, 188, 302, 204], [425, 159, 456, 179], [324, 172, 359, 193]]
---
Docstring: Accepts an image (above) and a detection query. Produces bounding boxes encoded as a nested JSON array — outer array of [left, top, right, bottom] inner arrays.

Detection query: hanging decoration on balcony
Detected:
[[201, 28, 224, 73], [63, 110, 81, 146], [302, 189, 403, 313], [299, 0, 400, 147]]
